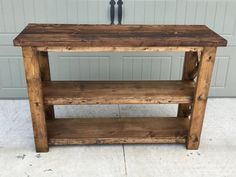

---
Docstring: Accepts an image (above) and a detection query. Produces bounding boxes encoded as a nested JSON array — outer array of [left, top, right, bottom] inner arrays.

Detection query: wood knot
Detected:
[[147, 131, 155, 137], [198, 94, 207, 101], [34, 102, 40, 106], [96, 140, 104, 144], [190, 135, 199, 144]]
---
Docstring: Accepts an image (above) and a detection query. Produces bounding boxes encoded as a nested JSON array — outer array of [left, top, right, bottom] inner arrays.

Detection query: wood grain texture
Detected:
[[22, 47, 48, 152], [178, 51, 198, 117], [13, 24, 227, 47], [42, 81, 195, 105], [36, 46, 203, 52], [187, 47, 217, 150], [15, 24, 227, 151], [38, 51, 54, 120], [47, 117, 190, 145]]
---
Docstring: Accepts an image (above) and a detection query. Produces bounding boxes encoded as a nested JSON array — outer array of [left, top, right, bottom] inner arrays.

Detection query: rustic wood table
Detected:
[[14, 24, 227, 152]]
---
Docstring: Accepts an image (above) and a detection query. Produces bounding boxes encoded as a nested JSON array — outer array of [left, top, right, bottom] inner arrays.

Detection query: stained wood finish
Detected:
[[22, 47, 48, 152], [47, 117, 190, 145], [15, 24, 227, 151], [14, 24, 227, 47], [36, 46, 203, 52], [43, 81, 195, 105], [38, 51, 55, 120], [187, 47, 217, 149], [178, 51, 198, 117]]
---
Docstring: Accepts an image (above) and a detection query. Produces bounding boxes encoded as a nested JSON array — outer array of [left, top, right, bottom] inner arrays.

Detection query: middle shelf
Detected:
[[43, 81, 195, 105]]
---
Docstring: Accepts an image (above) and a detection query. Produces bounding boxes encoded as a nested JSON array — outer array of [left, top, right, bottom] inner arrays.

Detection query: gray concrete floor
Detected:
[[0, 99, 236, 177]]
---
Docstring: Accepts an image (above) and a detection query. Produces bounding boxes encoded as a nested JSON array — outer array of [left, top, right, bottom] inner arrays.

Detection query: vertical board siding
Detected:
[[0, 0, 5, 32], [1, 57, 26, 88], [155, 1, 166, 24], [195, 1, 207, 24], [122, 56, 183, 81], [223, 2, 236, 36], [49, 55, 110, 81], [164, 1, 176, 24], [23, 0, 35, 29], [0, 0, 235, 98], [214, 57, 230, 88], [1, 0, 16, 32]]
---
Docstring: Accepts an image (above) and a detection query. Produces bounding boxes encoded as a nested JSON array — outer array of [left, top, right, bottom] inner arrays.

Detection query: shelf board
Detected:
[[43, 81, 194, 105], [47, 117, 190, 145]]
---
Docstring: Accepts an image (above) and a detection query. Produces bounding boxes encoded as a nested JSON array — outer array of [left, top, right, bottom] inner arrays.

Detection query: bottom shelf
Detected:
[[47, 117, 190, 145]]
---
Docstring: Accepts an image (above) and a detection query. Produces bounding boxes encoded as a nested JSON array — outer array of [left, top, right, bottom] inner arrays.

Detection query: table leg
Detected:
[[187, 47, 217, 149], [22, 47, 49, 152], [178, 51, 198, 118], [38, 51, 55, 120]]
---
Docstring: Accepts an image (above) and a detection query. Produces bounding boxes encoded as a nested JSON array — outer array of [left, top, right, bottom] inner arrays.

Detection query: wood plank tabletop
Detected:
[[13, 24, 227, 47]]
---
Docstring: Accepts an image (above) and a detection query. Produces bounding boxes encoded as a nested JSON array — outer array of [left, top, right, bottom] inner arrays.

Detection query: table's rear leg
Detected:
[[38, 51, 55, 120], [178, 51, 198, 118], [22, 47, 49, 152], [187, 47, 217, 149]]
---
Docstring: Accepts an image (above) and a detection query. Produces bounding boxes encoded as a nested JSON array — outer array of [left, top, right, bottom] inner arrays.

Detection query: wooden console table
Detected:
[[14, 24, 227, 152]]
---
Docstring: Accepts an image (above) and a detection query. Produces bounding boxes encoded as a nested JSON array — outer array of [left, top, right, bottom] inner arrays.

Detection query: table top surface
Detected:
[[14, 24, 227, 47]]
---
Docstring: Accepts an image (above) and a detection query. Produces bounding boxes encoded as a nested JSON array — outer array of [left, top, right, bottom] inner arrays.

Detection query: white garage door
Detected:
[[0, 0, 235, 98]]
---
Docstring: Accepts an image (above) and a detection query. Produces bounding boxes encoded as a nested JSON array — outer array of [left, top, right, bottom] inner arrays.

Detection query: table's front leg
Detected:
[[38, 51, 55, 120], [187, 47, 217, 150], [178, 51, 198, 118], [22, 47, 49, 152]]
